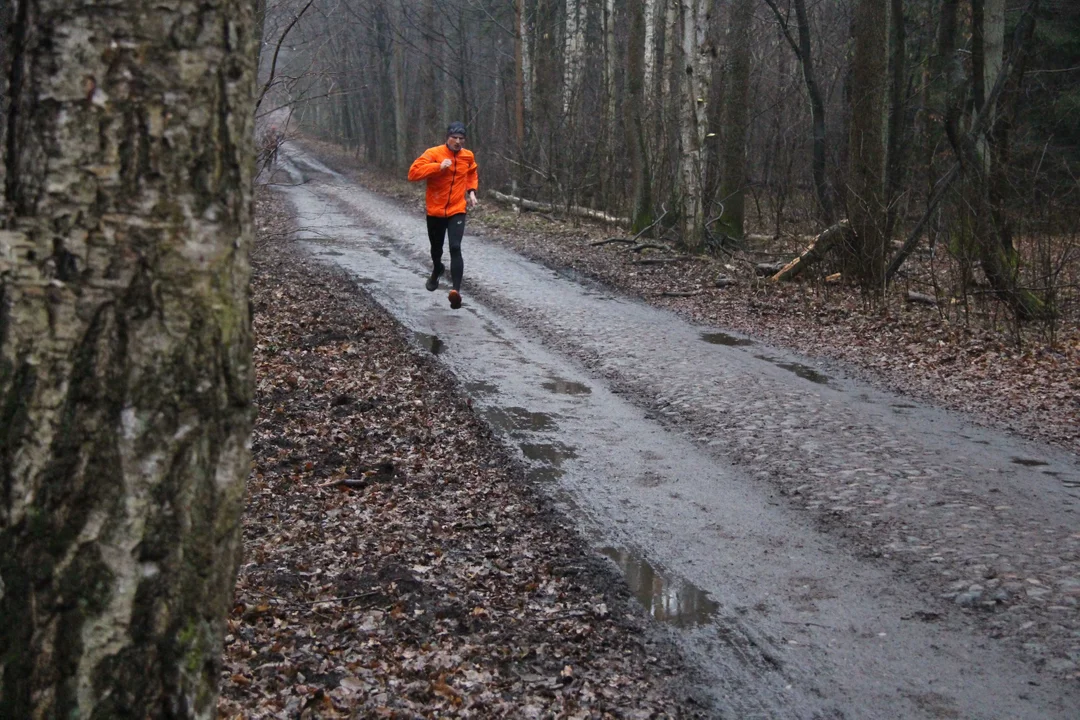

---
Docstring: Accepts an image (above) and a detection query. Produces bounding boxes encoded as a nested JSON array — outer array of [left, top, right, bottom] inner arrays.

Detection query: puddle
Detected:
[[599, 546, 719, 627], [1011, 457, 1049, 467], [542, 378, 592, 396], [519, 442, 577, 483], [413, 331, 445, 355], [319, 249, 344, 256], [701, 331, 755, 347], [464, 380, 498, 396], [481, 406, 558, 433], [753, 355, 831, 384]]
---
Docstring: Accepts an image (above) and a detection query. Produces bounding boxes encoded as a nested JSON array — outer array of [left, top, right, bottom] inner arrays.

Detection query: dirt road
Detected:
[[275, 145, 1080, 719]]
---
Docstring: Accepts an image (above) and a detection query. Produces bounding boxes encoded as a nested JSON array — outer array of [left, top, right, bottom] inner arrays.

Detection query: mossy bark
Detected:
[[0, 0, 256, 717]]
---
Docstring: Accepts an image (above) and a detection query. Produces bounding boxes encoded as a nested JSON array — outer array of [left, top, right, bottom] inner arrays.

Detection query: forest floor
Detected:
[[216, 191, 711, 718], [303, 140, 1079, 454]]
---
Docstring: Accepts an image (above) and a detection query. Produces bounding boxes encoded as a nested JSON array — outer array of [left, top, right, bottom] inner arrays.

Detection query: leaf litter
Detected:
[[217, 190, 710, 718]]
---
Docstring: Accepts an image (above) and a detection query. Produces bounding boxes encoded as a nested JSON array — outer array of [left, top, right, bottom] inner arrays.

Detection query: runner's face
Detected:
[[447, 134, 465, 152]]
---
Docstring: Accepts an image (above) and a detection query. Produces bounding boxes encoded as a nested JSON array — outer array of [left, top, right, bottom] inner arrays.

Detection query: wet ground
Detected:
[[275, 146, 1080, 719]]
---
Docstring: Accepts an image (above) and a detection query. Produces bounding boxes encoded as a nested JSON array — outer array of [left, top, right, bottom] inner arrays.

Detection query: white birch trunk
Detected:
[[678, 0, 705, 248], [521, 0, 534, 116], [644, 0, 658, 97], [562, 0, 587, 117], [0, 0, 256, 716]]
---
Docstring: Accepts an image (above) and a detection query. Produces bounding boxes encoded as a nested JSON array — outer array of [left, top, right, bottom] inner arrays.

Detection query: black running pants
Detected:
[[426, 214, 465, 291]]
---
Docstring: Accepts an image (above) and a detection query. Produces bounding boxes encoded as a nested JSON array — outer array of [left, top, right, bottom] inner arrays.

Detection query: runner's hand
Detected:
[[467, 191, 478, 211], [440, 159, 452, 170]]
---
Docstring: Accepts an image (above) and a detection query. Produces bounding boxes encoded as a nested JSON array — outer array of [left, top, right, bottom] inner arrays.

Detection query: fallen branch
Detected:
[[318, 477, 368, 489], [591, 237, 635, 246], [629, 242, 671, 253], [770, 220, 851, 282], [657, 290, 703, 297], [631, 256, 700, 266], [489, 190, 628, 225]]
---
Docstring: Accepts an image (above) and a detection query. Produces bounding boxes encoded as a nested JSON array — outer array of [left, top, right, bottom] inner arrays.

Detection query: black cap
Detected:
[[447, 121, 466, 138]]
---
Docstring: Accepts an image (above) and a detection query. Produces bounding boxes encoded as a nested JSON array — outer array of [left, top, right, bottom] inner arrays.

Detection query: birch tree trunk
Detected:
[[627, 0, 655, 231], [719, 0, 754, 238], [678, 0, 706, 249], [0, 0, 255, 716], [644, 0, 658, 105], [846, 0, 890, 286], [521, 0, 534, 117], [604, 0, 617, 140], [562, 0, 587, 117]]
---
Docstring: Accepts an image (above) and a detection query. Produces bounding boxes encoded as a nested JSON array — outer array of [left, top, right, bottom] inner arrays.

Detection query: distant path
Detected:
[[275, 145, 1080, 719]]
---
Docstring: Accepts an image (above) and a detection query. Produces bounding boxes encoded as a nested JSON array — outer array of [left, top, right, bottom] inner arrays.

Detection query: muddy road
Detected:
[[275, 146, 1080, 719]]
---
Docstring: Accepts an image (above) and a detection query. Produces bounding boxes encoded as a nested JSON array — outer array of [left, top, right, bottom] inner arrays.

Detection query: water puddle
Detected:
[[481, 406, 558, 433], [319, 249, 344, 257], [599, 546, 719, 627], [519, 442, 577, 483], [1011, 457, 1049, 468], [755, 355, 831, 384], [413, 331, 445, 355], [701, 331, 755, 347], [542, 378, 592, 396], [464, 380, 498, 396]]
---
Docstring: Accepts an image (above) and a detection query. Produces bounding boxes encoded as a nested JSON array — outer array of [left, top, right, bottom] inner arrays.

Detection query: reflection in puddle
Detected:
[[756, 355, 830, 384], [701, 331, 755, 347], [542, 378, 592, 396], [1011, 457, 1049, 467], [599, 547, 718, 627], [413, 331, 445, 355], [481, 407, 558, 433], [520, 442, 577, 483]]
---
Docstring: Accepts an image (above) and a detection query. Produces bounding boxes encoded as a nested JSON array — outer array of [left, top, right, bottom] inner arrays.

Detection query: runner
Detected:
[[407, 122, 479, 309]]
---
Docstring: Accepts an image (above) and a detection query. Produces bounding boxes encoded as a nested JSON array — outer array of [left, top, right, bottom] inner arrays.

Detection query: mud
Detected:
[[273, 145, 1080, 719]]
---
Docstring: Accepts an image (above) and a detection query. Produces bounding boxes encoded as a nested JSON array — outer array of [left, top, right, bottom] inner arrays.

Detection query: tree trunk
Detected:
[[0, 0, 255, 716], [884, 0, 907, 239], [392, 34, 409, 168], [846, 0, 890, 287], [718, 0, 754, 239], [792, 0, 834, 224], [424, 0, 439, 139], [627, 0, 655, 231], [562, 0, 586, 117], [678, 0, 706, 250]]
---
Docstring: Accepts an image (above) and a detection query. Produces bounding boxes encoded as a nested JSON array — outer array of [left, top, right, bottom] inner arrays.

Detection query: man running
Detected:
[[407, 122, 479, 309]]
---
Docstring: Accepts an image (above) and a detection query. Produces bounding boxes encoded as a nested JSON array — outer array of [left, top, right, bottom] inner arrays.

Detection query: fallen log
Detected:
[[489, 190, 628, 225], [591, 237, 634, 246], [770, 220, 851, 282], [905, 290, 939, 306]]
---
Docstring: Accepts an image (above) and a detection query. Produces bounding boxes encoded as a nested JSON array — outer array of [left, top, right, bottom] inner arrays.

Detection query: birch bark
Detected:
[[0, 0, 255, 716]]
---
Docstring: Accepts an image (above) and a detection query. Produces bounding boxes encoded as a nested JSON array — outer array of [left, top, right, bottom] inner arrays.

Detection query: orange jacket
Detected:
[[408, 145, 479, 217]]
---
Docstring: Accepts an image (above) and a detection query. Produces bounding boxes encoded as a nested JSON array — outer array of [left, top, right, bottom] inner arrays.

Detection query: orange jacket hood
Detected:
[[408, 145, 479, 217]]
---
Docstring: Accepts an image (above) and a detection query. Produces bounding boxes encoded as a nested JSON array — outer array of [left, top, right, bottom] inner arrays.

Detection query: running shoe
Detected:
[[425, 263, 444, 292], [448, 290, 462, 309]]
